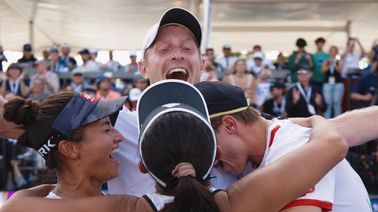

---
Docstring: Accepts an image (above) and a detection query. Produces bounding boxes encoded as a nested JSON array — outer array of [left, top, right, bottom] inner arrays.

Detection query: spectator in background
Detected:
[[247, 51, 266, 77], [96, 73, 121, 100], [288, 38, 314, 83], [60, 43, 77, 71], [50, 47, 69, 73], [68, 69, 90, 93], [322, 46, 344, 118], [133, 74, 149, 91], [341, 37, 365, 78], [124, 87, 141, 111], [200, 55, 218, 82], [286, 66, 326, 117], [74, 49, 100, 73], [89, 48, 99, 62], [205, 48, 224, 80], [216, 44, 238, 75], [17, 44, 37, 69], [254, 68, 274, 109], [247, 45, 275, 72], [351, 62, 378, 109], [273, 52, 290, 83], [252, 44, 262, 53], [262, 81, 286, 118], [31, 61, 60, 94], [81, 87, 97, 99], [364, 39, 378, 73], [312, 37, 329, 87], [223, 58, 256, 103], [40, 49, 51, 67], [105, 50, 121, 72], [274, 52, 289, 72], [28, 78, 49, 102], [124, 50, 138, 75], [0, 63, 30, 97], [0, 45, 8, 72]]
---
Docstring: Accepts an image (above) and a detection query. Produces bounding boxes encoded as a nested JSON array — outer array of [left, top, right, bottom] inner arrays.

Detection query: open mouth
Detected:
[[109, 148, 119, 160], [166, 68, 189, 81]]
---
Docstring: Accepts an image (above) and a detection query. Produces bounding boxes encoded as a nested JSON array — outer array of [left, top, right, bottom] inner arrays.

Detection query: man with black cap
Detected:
[[195, 81, 373, 212], [17, 44, 37, 69], [288, 38, 314, 83], [74, 48, 100, 73], [262, 81, 287, 118]]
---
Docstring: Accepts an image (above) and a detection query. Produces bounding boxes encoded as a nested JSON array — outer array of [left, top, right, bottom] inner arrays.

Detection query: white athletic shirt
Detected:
[[45, 192, 62, 199], [107, 109, 237, 197], [263, 119, 372, 212]]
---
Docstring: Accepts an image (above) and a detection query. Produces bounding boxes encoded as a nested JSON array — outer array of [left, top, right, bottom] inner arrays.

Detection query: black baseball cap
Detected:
[[141, 7, 202, 56], [23, 44, 32, 51], [195, 81, 250, 119], [37, 93, 126, 159], [78, 48, 90, 55], [270, 81, 286, 90], [137, 79, 216, 187]]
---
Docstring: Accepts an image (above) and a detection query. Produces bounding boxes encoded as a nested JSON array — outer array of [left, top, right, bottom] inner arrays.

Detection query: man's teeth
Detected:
[[110, 148, 119, 154], [168, 68, 187, 74]]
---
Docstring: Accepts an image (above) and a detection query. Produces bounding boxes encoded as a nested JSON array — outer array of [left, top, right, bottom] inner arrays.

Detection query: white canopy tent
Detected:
[[0, 0, 377, 55]]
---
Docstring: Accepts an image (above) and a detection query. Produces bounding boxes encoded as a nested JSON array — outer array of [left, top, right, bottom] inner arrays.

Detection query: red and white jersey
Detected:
[[261, 119, 372, 212]]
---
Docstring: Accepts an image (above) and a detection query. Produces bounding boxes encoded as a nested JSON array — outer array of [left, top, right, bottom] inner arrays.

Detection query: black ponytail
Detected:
[[141, 112, 219, 212], [162, 176, 220, 212]]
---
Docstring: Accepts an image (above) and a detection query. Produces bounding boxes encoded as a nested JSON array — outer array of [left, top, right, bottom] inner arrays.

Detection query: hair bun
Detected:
[[3, 97, 40, 127]]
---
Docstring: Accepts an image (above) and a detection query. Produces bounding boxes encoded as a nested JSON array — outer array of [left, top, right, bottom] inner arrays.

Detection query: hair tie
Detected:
[[171, 162, 196, 178]]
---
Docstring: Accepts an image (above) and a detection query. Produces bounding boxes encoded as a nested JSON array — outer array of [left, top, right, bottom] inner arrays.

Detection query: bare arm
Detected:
[[0, 185, 152, 212], [0, 79, 6, 96], [216, 116, 347, 212], [291, 106, 378, 147], [20, 80, 30, 97], [330, 106, 378, 146], [350, 92, 373, 102], [321, 60, 329, 73], [0, 95, 25, 139]]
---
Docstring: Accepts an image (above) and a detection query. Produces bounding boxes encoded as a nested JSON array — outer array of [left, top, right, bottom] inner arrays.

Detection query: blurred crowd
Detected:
[[0, 36, 377, 193]]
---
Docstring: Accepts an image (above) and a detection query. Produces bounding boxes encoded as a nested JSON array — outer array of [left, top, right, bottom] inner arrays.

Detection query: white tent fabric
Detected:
[[0, 0, 377, 54]]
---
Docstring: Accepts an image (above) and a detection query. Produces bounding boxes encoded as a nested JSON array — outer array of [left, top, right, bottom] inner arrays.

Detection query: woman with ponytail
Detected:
[[139, 112, 220, 212]]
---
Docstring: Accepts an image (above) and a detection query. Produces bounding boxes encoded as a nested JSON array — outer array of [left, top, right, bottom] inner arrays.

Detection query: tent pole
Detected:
[[29, 20, 34, 47], [202, 0, 211, 52], [346, 20, 352, 39]]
